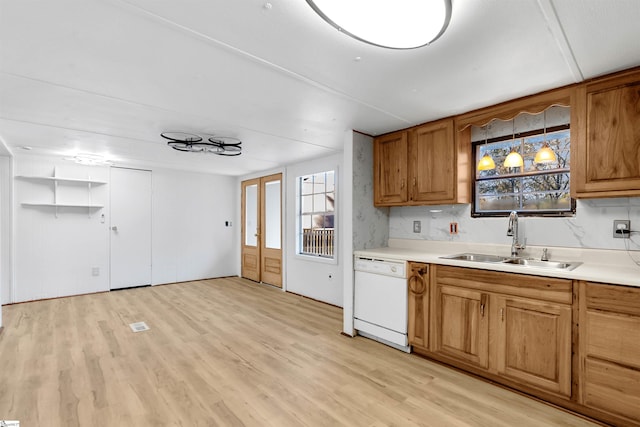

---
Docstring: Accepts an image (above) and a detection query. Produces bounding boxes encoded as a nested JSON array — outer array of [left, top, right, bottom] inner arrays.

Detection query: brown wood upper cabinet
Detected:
[[373, 130, 408, 204], [374, 119, 467, 206], [573, 68, 640, 198]]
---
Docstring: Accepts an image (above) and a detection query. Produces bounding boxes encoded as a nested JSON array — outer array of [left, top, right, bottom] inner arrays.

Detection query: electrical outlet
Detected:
[[449, 222, 458, 234], [613, 220, 630, 238], [92, 267, 100, 276], [413, 220, 421, 233]]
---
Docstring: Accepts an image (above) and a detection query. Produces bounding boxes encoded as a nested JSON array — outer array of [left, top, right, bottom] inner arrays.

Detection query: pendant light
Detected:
[[504, 119, 524, 168], [534, 110, 558, 164], [477, 125, 496, 171]]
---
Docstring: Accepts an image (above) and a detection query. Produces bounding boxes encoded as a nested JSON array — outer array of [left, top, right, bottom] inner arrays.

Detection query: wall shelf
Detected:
[[16, 167, 107, 217], [21, 202, 104, 208], [16, 175, 107, 185]]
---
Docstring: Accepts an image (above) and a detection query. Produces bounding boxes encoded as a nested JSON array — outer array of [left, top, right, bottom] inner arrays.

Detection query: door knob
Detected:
[[111, 226, 118, 231]]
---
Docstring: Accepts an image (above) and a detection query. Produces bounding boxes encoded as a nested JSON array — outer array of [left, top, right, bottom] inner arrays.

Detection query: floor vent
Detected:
[[129, 321, 150, 333]]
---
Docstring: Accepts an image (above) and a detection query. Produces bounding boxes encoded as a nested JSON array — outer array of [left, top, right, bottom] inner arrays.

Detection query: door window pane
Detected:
[[264, 180, 281, 249], [245, 184, 258, 246]]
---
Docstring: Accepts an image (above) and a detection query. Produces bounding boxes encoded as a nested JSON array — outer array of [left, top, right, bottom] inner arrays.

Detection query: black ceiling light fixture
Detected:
[[305, 0, 452, 49], [161, 132, 242, 156]]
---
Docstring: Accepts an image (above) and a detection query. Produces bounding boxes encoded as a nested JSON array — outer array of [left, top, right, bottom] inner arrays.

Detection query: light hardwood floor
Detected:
[[0, 277, 598, 426]]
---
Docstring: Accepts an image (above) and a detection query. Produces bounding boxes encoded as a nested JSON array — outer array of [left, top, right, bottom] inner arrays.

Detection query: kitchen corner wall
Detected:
[[352, 132, 389, 251], [389, 198, 640, 252], [343, 131, 390, 335]]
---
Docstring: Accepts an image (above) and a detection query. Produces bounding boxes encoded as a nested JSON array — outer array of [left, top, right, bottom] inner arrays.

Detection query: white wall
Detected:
[[286, 153, 343, 306], [151, 169, 238, 284], [10, 155, 240, 303], [14, 157, 110, 302]]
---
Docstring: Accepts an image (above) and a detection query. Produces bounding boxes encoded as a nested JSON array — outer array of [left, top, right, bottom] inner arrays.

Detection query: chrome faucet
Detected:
[[507, 211, 526, 257]]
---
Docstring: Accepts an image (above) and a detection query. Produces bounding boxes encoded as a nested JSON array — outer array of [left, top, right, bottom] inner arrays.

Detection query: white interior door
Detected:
[[110, 167, 152, 290]]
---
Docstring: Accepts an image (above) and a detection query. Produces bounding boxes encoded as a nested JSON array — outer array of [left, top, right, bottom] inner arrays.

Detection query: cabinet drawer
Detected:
[[585, 282, 640, 316], [435, 266, 572, 304], [585, 310, 640, 369], [583, 357, 640, 422]]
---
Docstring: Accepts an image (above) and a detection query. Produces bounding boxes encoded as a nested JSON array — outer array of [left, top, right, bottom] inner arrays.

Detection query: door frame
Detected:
[[109, 166, 152, 290], [241, 172, 284, 288], [241, 177, 261, 282]]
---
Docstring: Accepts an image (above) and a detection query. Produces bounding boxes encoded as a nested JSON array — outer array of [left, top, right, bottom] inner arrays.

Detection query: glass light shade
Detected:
[[504, 151, 524, 168], [477, 154, 496, 171], [306, 0, 452, 49], [534, 144, 557, 163]]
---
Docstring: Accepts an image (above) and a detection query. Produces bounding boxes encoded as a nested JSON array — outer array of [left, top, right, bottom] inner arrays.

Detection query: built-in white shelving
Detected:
[[16, 167, 107, 217]]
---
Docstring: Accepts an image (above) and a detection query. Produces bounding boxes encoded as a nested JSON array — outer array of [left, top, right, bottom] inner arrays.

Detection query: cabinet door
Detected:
[[408, 263, 429, 349], [373, 131, 408, 205], [495, 296, 572, 397], [409, 120, 455, 203], [433, 284, 489, 369], [574, 70, 640, 197]]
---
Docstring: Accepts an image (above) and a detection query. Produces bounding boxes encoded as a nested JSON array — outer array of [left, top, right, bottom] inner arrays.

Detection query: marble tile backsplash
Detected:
[[389, 198, 640, 251]]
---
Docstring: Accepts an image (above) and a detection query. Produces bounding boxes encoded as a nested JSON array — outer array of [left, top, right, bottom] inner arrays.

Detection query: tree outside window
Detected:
[[474, 124, 574, 217]]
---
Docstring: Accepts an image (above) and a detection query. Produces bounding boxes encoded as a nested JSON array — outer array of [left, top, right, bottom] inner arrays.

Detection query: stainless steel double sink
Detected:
[[440, 253, 582, 271]]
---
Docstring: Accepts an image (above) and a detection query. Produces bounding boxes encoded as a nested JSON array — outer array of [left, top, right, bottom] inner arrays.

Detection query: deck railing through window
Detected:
[[302, 228, 334, 257]]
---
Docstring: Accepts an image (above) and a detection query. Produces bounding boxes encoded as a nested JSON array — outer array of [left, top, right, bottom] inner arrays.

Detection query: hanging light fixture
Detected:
[[477, 125, 496, 171], [161, 132, 242, 156], [534, 110, 558, 164], [305, 0, 452, 49], [504, 119, 524, 168]]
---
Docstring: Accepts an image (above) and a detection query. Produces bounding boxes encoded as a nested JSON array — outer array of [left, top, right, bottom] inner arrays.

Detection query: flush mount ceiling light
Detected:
[[162, 132, 242, 156], [306, 0, 452, 49], [63, 153, 114, 166]]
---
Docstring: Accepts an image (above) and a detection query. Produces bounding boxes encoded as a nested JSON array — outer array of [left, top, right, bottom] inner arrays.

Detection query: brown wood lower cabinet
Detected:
[[495, 295, 572, 397], [428, 265, 572, 397], [579, 281, 640, 425], [407, 262, 429, 349], [432, 284, 489, 369], [410, 265, 640, 427]]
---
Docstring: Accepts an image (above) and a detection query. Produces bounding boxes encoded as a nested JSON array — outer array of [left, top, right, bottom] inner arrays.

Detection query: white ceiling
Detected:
[[1, 0, 639, 176]]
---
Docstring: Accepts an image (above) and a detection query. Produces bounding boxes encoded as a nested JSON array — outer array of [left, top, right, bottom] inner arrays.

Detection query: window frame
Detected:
[[471, 124, 576, 218], [295, 169, 337, 262]]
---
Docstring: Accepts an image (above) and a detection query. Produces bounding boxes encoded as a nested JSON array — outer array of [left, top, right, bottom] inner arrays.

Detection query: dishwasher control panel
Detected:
[[354, 257, 406, 278]]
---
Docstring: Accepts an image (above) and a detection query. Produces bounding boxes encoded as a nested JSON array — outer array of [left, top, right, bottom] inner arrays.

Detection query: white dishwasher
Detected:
[[354, 256, 410, 352]]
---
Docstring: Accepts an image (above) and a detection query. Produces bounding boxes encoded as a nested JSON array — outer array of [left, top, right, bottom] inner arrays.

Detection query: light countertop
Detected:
[[355, 239, 640, 288]]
